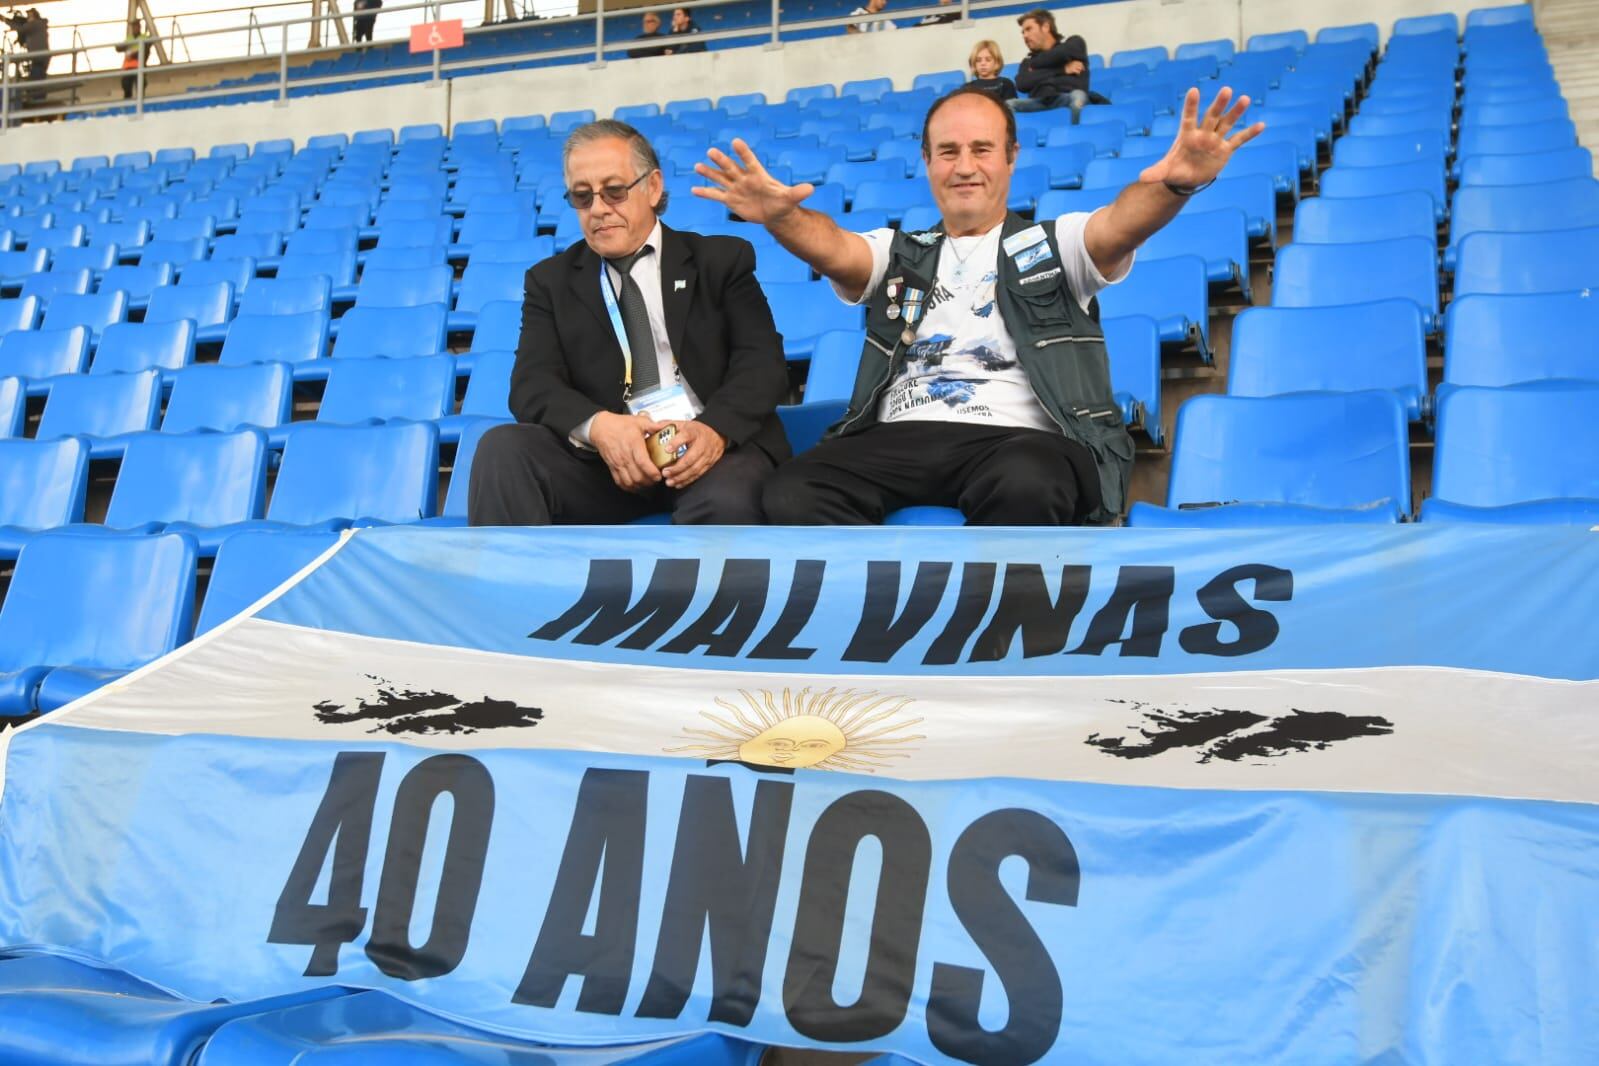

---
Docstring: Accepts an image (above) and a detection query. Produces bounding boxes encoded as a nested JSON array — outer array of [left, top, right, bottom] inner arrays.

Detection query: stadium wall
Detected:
[[1, 0, 1484, 165]]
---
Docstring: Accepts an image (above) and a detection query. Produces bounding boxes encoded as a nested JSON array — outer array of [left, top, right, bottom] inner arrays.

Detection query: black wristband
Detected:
[[1163, 177, 1217, 197]]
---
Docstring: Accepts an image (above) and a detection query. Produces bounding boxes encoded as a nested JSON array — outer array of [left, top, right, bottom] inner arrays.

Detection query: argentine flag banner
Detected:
[[1, 525, 1597, 1064]]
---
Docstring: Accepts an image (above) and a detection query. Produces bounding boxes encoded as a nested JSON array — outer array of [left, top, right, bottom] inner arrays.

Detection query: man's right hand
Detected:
[[588, 411, 666, 493], [1064, 59, 1086, 75], [693, 140, 816, 226]]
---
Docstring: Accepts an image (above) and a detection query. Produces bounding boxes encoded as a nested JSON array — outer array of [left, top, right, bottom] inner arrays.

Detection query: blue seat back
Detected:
[[146, 280, 234, 329], [0, 325, 89, 380], [440, 418, 504, 520], [0, 531, 196, 674], [1167, 392, 1410, 514], [355, 264, 453, 309], [0, 249, 49, 279], [1449, 178, 1599, 249], [471, 300, 522, 353], [764, 281, 864, 344], [268, 422, 439, 525], [1320, 160, 1446, 216], [0, 437, 88, 529], [1230, 301, 1428, 419], [40, 290, 129, 341], [334, 305, 448, 359], [459, 350, 515, 419], [1293, 190, 1436, 243], [163, 362, 294, 433], [179, 256, 256, 293], [0, 295, 40, 333], [1272, 237, 1438, 318], [803, 329, 865, 405], [90, 319, 196, 375], [1432, 382, 1599, 507], [455, 262, 526, 316], [1456, 118, 1576, 158], [100, 263, 175, 302], [1444, 292, 1599, 387], [276, 248, 357, 287], [21, 268, 93, 305], [220, 311, 330, 367], [1453, 227, 1599, 297], [138, 237, 209, 268], [319, 354, 455, 424], [1457, 146, 1592, 186], [238, 275, 332, 316], [39, 367, 161, 440], [0, 376, 21, 437], [107, 429, 268, 529], [467, 238, 553, 269]]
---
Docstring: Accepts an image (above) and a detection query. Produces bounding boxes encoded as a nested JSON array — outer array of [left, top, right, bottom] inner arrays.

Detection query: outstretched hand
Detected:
[[693, 139, 815, 225], [1139, 86, 1265, 189]]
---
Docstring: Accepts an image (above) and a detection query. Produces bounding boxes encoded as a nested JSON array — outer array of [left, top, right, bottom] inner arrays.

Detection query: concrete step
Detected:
[[1539, 0, 1599, 175]]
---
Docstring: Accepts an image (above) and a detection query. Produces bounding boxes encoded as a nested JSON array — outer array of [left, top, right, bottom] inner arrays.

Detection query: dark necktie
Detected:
[[606, 247, 660, 395]]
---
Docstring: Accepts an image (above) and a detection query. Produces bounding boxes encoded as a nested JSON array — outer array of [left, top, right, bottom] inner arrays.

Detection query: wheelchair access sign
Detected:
[[409, 18, 464, 53]]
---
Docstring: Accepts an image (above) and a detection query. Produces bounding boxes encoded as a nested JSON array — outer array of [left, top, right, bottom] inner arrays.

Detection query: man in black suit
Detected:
[[468, 119, 789, 526]]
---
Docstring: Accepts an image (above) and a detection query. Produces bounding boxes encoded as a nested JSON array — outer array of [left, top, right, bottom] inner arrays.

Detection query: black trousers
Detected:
[[762, 421, 1101, 526], [467, 422, 774, 526], [352, 17, 376, 42]]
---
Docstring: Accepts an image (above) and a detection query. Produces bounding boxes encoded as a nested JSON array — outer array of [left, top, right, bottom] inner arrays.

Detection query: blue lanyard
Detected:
[[598, 265, 635, 387]]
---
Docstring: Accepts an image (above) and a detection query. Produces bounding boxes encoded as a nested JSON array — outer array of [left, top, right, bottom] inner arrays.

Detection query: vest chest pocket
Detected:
[[1004, 275, 1095, 346]]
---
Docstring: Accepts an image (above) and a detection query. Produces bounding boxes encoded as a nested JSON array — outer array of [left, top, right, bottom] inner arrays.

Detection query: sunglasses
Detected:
[[564, 170, 653, 210]]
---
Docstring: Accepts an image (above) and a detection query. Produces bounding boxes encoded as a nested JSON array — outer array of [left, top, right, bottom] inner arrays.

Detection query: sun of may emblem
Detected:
[[666, 687, 925, 771]]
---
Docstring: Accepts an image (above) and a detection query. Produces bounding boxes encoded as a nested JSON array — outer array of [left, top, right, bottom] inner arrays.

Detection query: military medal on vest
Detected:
[[886, 269, 934, 348]]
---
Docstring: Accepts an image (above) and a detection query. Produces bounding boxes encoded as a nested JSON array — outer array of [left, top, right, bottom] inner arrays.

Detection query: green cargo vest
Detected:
[[827, 212, 1135, 524]]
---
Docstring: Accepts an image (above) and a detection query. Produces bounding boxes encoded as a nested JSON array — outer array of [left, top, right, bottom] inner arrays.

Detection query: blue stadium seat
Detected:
[[1452, 227, 1599, 297], [1444, 292, 1599, 387], [251, 421, 439, 530], [1393, 12, 1460, 35], [1455, 118, 1577, 163], [1128, 391, 1411, 526], [1188, 173, 1277, 241], [549, 109, 596, 135], [332, 303, 448, 364], [0, 531, 197, 714], [40, 290, 129, 344], [1102, 314, 1162, 442], [37, 367, 161, 457], [276, 248, 357, 288], [1460, 97, 1569, 129], [94, 429, 270, 552], [1083, 156, 1149, 191], [1466, 4, 1534, 27], [851, 178, 933, 222], [825, 160, 905, 202], [437, 350, 514, 443], [145, 280, 235, 343], [0, 325, 89, 391], [754, 247, 812, 285], [284, 354, 454, 448], [1230, 300, 1429, 421], [1045, 122, 1125, 156], [363, 246, 446, 272], [0, 437, 88, 559], [1457, 146, 1593, 186], [1423, 382, 1599, 524], [1248, 29, 1308, 52], [842, 77, 893, 102], [48, 244, 118, 275], [764, 281, 865, 361], [1272, 236, 1439, 327], [354, 264, 452, 310], [1446, 178, 1599, 267], [1177, 38, 1236, 62], [1293, 190, 1436, 244], [163, 362, 293, 434], [0, 294, 40, 333], [138, 237, 210, 269], [1138, 207, 1251, 301], [196, 531, 342, 635], [179, 256, 256, 295], [465, 299, 522, 368], [26, 224, 87, 253], [801, 328, 864, 405], [0, 955, 343, 1060], [0, 249, 49, 281], [20, 267, 93, 306], [219, 312, 329, 377], [0, 376, 19, 437], [420, 416, 507, 527], [466, 237, 553, 269], [153, 214, 217, 243], [89, 319, 195, 377], [238, 275, 331, 316], [1319, 161, 1447, 221], [1098, 254, 1212, 359], [99, 265, 173, 312]]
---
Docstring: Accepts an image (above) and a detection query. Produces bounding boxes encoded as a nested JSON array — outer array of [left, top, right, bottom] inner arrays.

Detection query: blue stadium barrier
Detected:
[[1128, 391, 1411, 526], [1230, 300, 1429, 421], [0, 531, 197, 715], [1423, 382, 1599, 524]]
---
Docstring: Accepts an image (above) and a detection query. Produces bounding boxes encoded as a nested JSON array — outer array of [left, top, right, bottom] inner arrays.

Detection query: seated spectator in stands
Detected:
[[627, 11, 668, 58], [665, 7, 706, 53], [352, 0, 382, 44], [847, 0, 896, 34], [696, 85, 1263, 526], [918, 0, 961, 26], [468, 120, 790, 527], [967, 39, 1015, 102], [1012, 9, 1089, 123]]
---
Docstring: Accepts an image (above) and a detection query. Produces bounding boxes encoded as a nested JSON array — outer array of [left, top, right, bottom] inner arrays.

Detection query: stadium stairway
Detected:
[[1540, 0, 1599, 173]]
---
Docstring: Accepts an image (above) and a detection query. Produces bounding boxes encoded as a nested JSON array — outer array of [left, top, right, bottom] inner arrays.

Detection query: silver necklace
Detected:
[[946, 230, 992, 283]]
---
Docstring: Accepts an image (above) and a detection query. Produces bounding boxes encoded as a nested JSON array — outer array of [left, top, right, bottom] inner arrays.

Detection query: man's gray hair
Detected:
[[561, 119, 669, 215]]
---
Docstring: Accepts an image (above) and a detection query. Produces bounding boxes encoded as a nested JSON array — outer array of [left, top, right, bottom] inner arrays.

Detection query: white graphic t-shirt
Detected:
[[834, 211, 1128, 431]]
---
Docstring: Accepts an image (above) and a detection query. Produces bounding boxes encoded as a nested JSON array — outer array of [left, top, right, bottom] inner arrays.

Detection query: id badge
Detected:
[[627, 382, 696, 422]]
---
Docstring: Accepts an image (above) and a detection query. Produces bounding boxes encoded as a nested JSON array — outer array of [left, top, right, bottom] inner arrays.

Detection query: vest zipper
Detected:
[[840, 336, 900, 436], [1034, 334, 1099, 349]]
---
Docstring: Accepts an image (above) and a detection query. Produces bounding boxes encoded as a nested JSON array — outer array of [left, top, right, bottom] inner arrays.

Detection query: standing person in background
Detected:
[[847, 0, 895, 35], [115, 18, 150, 101], [665, 7, 705, 54], [917, 0, 960, 26], [1011, 9, 1090, 123], [967, 39, 1016, 102], [4, 7, 49, 105], [352, 0, 382, 44]]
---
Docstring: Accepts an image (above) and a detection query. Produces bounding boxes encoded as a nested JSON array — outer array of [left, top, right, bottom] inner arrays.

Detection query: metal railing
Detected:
[[0, 0, 999, 133]]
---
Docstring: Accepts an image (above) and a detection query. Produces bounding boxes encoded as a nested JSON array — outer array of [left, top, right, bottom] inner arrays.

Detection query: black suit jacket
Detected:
[[510, 224, 791, 462]]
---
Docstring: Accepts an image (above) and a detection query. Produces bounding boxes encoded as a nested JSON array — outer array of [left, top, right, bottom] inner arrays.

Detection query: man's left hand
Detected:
[[1139, 86, 1265, 190], [661, 420, 727, 490]]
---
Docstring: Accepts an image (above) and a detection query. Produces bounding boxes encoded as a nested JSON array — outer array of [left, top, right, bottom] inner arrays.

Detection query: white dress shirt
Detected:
[[574, 219, 703, 446]]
